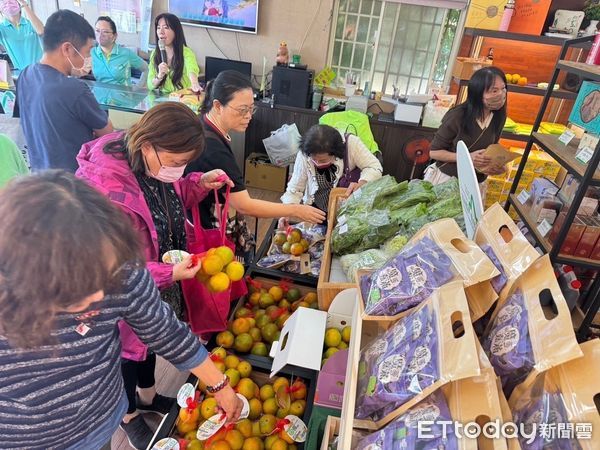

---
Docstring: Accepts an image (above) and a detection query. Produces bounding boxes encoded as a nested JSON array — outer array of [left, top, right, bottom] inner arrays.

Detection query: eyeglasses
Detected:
[[226, 105, 256, 117], [95, 30, 114, 35]]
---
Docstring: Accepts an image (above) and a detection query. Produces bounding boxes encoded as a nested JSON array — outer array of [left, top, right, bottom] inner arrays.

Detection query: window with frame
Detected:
[[329, 0, 462, 96]]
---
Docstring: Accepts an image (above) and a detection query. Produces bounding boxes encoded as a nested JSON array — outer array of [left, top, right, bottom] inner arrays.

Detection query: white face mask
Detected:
[[67, 43, 92, 77]]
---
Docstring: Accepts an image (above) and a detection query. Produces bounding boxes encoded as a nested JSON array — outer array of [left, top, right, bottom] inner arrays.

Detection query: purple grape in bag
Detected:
[[356, 304, 440, 421], [362, 237, 455, 316], [482, 289, 534, 397], [355, 391, 459, 450], [481, 244, 508, 294]]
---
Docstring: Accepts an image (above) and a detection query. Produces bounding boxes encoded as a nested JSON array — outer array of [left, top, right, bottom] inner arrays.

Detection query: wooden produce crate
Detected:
[[320, 415, 341, 450], [318, 188, 356, 311], [149, 355, 318, 450]]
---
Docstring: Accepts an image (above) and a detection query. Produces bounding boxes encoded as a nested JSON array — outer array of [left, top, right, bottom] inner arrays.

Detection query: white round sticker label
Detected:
[[376, 266, 402, 291], [378, 354, 406, 384], [496, 304, 522, 325], [151, 438, 179, 450], [238, 394, 250, 420], [176, 383, 196, 408], [283, 415, 308, 442], [405, 404, 441, 428], [491, 325, 520, 356], [408, 346, 432, 373], [162, 250, 190, 264], [196, 413, 227, 441]]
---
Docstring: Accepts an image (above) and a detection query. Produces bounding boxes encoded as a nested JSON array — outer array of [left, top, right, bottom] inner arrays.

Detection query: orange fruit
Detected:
[[215, 246, 235, 266], [234, 333, 254, 353], [248, 327, 262, 342], [226, 261, 245, 282], [177, 416, 198, 434], [279, 430, 295, 445], [300, 239, 310, 251], [276, 312, 291, 330], [188, 440, 204, 450], [235, 307, 253, 319], [276, 407, 290, 419], [261, 323, 279, 344], [209, 272, 231, 292], [225, 429, 245, 450], [259, 293, 275, 308], [289, 400, 306, 417], [281, 242, 292, 254], [203, 254, 225, 275], [224, 368, 241, 388], [236, 378, 256, 400], [178, 405, 200, 424], [255, 314, 272, 328], [268, 286, 284, 301], [286, 229, 302, 244], [185, 430, 199, 441], [242, 437, 264, 450], [225, 355, 240, 369], [251, 421, 261, 437], [209, 441, 231, 450], [518, 76, 527, 86], [262, 397, 278, 415], [290, 380, 307, 400], [200, 397, 218, 420], [248, 398, 263, 420], [272, 377, 289, 394], [324, 328, 342, 347], [278, 299, 291, 311], [273, 232, 287, 246], [212, 347, 227, 360], [231, 318, 251, 336], [216, 331, 234, 348], [342, 326, 351, 343], [235, 418, 253, 438], [265, 435, 279, 450], [290, 243, 304, 256], [259, 414, 277, 435], [237, 360, 252, 378], [271, 439, 289, 450], [249, 292, 261, 306], [251, 342, 269, 357], [286, 288, 301, 302], [260, 384, 275, 401]]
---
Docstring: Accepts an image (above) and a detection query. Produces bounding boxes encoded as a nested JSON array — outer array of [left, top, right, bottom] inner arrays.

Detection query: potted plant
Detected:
[[584, 0, 600, 35]]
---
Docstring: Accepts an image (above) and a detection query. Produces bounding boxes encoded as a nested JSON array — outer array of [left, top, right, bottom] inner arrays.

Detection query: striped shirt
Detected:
[[0, 267, 207, 449]]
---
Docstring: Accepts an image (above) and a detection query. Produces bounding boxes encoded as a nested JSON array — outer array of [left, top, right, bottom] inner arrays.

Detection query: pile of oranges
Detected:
[[505, 73, 528, 86], [195, 246, 245, 293], [175, 350, 307, 450]]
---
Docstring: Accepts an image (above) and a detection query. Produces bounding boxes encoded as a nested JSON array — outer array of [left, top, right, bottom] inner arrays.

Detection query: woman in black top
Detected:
[[426, 66, 508, 184], [185, 70, 326, 256]]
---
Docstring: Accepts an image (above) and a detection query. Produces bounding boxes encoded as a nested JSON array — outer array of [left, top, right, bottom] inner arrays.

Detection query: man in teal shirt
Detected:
[[91, 16, 147, 87], [0, 0, 43, 70]]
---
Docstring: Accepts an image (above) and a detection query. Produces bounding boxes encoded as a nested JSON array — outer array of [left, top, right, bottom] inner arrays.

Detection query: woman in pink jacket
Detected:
[[76, 102, 232, 450]]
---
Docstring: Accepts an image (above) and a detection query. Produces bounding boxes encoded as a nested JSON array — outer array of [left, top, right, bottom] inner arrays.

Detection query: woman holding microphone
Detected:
[[148, 13, 200, 94]]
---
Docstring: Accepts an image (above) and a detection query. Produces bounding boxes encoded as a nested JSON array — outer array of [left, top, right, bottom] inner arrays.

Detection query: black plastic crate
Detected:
[[250, 219, 319, 287], [149, 355, 317, 450]]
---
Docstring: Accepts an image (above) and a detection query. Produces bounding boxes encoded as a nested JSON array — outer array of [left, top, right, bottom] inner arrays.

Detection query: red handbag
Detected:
[[181, 186, 248, 335]]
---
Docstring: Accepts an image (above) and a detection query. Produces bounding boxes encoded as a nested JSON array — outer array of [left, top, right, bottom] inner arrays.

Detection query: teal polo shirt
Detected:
[[0, 17, 42, 70], [91, 44, 145, 86]]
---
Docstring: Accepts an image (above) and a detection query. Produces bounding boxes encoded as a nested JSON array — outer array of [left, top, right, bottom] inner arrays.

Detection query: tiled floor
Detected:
[[111, 187, 282, 449]]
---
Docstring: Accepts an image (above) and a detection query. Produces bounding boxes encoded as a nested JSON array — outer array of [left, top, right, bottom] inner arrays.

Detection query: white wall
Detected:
[[33, 0, 335, 77]]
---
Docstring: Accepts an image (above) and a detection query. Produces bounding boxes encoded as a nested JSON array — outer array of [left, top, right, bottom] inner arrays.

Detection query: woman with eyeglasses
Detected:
[[148, 12, 200, 94], [425, 66, 508, 186], [185, 70, 326, 260], [91, 16, 148, 88]]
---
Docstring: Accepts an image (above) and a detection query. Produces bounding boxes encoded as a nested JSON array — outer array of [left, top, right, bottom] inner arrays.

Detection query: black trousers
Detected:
[[121, 353, 156, 414]]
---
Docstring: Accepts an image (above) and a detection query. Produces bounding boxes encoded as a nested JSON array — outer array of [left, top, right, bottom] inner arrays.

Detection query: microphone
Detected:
[[158, 39, 168, 65]]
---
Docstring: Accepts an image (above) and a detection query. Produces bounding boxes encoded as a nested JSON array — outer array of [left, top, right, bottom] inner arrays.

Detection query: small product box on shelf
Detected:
[[590, 224, 600, 260], [452, 57, 492, 79], [549, 213, 587, 255], [574, 216, 600, 259]]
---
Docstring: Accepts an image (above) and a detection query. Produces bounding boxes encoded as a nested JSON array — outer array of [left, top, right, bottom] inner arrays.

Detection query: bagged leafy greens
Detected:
[[381, 233, 409, 258], [340, 249, 388, 283]]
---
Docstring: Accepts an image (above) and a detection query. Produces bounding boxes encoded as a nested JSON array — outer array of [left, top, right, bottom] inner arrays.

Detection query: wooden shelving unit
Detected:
[[504, 35, 600, 340]]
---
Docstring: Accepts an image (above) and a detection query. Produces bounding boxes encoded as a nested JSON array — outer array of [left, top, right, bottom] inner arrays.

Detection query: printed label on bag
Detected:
[[496, 304, 522, 325], [517, 190, 531, 204], [366, 337, 389, 361], [490, 325, 520, 356], [339, 223, 349, 234], [408, 346, 432, 373], [176, 383, 195, 408], [407, 264, 427, 294], [152, 438, 179, 450], [378, 354, 406, 384], [392, 323, 407, 347], [283, 415, 308, 442], [405, 404, 441, 428], [412, 317, 423, 341], [299, 253, 311, 274], [238, 394, 250, 420], [376, 266, 402, 291], [196, 413, 227, 441], [537, 219, 552, 237], [162, 249, 190, 264], [337, 214, 347, 226]]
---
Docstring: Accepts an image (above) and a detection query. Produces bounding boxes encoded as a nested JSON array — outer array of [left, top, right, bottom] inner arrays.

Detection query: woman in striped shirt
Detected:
[[0, 171, 242, 450]]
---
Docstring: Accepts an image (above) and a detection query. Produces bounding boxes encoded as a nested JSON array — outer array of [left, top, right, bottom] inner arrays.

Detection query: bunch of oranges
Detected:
[[505, 73, 528, 86], [272, 228, 309, 256], [175, 349, 307, 450], [195, 246, 245, 292]]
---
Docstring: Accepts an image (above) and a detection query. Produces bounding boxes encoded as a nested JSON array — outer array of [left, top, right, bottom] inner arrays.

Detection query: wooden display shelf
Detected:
[[463, 28, 581, 46], [532, 133, 600, 185], [508, 194, 600, 269], [556, 60, 600, 82], [501, 131, 531, 142], [454, 77, 577, 100]]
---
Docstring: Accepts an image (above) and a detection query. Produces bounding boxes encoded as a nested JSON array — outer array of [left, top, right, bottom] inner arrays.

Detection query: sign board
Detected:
[[457, 140, 483, 239]]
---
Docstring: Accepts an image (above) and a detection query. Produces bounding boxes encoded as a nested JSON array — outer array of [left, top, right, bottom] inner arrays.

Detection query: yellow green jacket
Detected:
[[147, 46, 199, 94]]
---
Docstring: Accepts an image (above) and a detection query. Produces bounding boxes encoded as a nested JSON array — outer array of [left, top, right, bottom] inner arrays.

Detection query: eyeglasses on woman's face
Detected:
[[225, 104, 256, 117]]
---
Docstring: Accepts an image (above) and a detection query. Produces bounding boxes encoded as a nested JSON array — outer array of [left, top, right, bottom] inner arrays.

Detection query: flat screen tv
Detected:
[[169, 0, 259, 34], [205, 56, 252, 82]]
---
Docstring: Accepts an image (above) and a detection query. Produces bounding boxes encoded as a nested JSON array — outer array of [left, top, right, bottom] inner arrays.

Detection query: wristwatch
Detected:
[[206, 375, 229, 394]]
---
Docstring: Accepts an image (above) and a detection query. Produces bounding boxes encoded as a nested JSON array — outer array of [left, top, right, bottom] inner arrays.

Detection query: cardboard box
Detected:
[[314, 289, 355, 410], [244, 153, 288, 192], [575, 216, 600, 259], [452, 57, 493, 80]]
